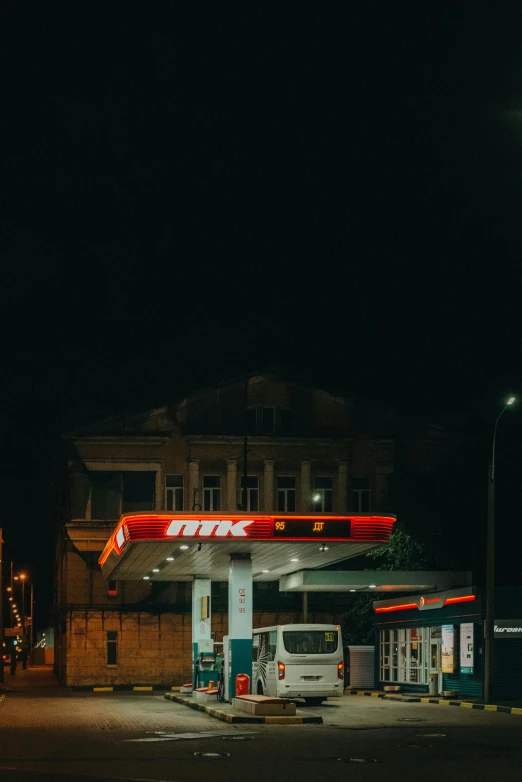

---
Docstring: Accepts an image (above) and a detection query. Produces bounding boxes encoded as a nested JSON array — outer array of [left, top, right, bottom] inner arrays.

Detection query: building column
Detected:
[[263, 459, 275, 512], [300, 460, 312, 512], [337, 461, 349, 513], [188, 459, 200, 511], [192, 577, 212, 686], [227, 554, 252, 697], [155, 468, 164, 510], [227, 459, 238, 511]]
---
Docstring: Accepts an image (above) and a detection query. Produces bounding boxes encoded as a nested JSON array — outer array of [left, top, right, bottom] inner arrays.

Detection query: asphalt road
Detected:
[[0, 671, 521, 782]]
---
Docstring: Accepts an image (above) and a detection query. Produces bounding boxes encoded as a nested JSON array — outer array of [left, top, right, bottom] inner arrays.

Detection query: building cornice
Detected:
[[66, 436, 170, 446], [183, 435, 354, 446]]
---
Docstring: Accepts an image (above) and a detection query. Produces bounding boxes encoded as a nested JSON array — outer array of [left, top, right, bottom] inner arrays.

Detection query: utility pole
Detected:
[[0, 529, 4, 684], [242, 376, 248, 511], [30, 581, 34, 652], [484, 396, 515, 703]]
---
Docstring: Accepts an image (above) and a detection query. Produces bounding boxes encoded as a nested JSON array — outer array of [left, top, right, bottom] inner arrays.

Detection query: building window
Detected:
[[277, 476, 296, 512], [203, 476, 221, 511], [246, 407, 257, 434], [107, 631, 117, 665], [261, 407, 275, 434], [241, 475, 259, 511], [107, 580, 118, 597], [312, 477, 333, 512], [122, 472, 156, 513], [245, 407, 293, 435], [280, 409, 293, 433], [351, 477, 370, 512], [166, 474, 184, 511], [90, 472, 122, 519]]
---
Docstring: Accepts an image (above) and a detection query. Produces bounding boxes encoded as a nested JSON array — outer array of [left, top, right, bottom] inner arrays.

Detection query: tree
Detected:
[[365, 521, 427, 571], [341, 523, 427, 645]]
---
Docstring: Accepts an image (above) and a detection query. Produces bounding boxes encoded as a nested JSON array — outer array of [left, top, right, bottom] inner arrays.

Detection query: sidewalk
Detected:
[[0, 664, 63, 698], [347, 688, 522, 715]]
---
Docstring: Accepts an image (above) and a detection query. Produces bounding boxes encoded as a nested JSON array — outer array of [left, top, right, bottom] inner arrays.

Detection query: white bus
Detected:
[[252, 623, 344, 704]]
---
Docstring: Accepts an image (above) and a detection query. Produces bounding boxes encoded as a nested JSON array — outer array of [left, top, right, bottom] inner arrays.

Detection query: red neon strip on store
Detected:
[[443, 595, 475, 606], [375, 603, 418, 613]]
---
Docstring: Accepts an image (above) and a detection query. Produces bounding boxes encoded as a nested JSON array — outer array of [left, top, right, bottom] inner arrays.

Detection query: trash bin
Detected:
[[235, 673, 250, 696], [429, 674, 438, 696]]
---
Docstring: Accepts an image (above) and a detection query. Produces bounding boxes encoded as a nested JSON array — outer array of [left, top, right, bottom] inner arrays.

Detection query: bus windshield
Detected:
[[282, 630, 339, 655]]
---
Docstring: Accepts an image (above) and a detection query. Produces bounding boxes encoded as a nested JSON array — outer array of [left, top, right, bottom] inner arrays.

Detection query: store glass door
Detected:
[[430, 627, 442, 695]]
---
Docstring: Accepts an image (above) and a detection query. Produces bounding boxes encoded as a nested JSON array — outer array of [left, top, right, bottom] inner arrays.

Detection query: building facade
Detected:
[[54, 374, 454, 687]]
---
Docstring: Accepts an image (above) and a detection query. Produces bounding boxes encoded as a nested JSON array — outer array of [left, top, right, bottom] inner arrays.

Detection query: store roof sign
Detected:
[[419, 596, 442, 610], [374, 588, 477, 614], [494, 620, 522, 638]]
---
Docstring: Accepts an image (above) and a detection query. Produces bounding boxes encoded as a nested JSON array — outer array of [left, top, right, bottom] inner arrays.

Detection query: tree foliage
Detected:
[[341, 522, 427, 645], [365, 521, 427, 571]]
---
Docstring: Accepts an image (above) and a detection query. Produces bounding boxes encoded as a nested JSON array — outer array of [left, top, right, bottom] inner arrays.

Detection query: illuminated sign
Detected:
[[441, 625, 455, 673], [494, 620, 522, 638], [419, 596, 441, 609], [460, 623, 474, 673], [99, 512, 396, 567], [273, 518, 351, 538], [374, 591, 476, 614], [166, 519, 254, 537]]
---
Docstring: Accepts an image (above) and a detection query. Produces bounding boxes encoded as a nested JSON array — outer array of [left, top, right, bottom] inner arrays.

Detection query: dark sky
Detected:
[[2, 6, 522, 622]]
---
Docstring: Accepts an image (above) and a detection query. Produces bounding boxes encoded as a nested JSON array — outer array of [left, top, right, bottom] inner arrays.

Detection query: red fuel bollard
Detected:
[[235, 673, 250, 696]]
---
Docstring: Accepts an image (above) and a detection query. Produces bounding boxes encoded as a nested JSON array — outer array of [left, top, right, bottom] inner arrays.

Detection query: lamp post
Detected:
[[484, 396, 515, 703], [14, 573, 28, 642]]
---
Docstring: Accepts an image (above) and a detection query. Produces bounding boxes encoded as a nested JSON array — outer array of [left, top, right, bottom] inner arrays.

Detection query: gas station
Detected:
[[99, 512, 396, 700]]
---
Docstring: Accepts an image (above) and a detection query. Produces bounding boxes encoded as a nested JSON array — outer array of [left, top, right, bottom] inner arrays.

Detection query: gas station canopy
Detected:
[[99, 512, 397, 582], [278, 570, 473, 593]]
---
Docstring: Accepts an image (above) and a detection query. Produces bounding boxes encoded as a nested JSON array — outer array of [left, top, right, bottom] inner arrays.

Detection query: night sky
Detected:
[[2, 6, 522, 624]]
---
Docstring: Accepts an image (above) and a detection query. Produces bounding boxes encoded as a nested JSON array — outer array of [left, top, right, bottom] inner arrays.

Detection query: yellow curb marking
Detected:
[[133, 686, 153, 691], [459, 702, 473, 708], [93, 687, 113, 692], [484, 705, 498, 711], [511, 708, 522, 715]]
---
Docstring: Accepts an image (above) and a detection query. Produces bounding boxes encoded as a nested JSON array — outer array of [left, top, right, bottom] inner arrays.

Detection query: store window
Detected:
[[380, 627, 438, 685]]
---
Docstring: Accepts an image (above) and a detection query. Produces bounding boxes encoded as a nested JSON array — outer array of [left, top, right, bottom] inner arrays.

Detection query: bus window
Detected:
[[269, 631, 277, 660], [282, 630, 339, 654]]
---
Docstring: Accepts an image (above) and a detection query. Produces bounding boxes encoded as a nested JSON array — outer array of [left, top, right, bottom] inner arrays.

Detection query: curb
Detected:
[[73, 685, 181, 693], [163, 692, 323, 725], [348, 690, 522, 715]]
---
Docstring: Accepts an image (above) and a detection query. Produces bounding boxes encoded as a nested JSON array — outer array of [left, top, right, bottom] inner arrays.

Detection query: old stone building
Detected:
[[54, 374, 455, 687]]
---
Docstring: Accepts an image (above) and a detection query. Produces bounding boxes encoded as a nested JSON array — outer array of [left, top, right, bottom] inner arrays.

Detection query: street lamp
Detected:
[[484, 396, 516, 703]]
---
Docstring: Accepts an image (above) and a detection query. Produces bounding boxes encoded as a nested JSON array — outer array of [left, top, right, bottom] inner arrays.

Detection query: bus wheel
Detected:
[[304, 698, 324, 706], [257, 681, 264, 695]]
